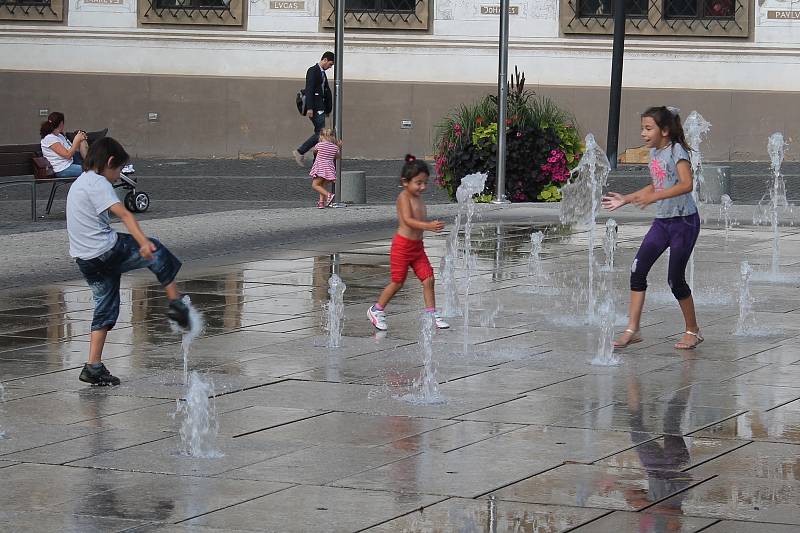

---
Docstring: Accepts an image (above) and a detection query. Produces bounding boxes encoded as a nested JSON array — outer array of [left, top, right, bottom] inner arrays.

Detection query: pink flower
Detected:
[[516, 132, 522, 138]]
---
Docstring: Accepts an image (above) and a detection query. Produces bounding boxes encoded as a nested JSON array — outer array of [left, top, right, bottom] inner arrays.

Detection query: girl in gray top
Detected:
[[602, 106, 703, 350]]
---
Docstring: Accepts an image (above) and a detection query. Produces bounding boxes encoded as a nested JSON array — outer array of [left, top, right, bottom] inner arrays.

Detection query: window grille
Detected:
[[138, 0, 242, 25], [321, 0, 430, 29], [561, 0, 748, 36], [144, 0, 234, 20], [0, 0, 56, 16]]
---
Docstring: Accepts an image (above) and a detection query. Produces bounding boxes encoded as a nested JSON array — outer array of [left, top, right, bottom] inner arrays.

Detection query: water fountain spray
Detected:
[[684, 111, 711, 290], [399, 311, 445, 405], [323, 274, 347, 348], [754, 133, 790, 279], [602, 219, 618, 272], [528, 231, 544, 292], [591, 291, 621, 366], [456, 172, 488, 355], [560, 134, 611, 321], [169, 295, 205, 384], [734, 261, 756, 336], [720, 194, 734, 239], [175, 371, 223, 458]]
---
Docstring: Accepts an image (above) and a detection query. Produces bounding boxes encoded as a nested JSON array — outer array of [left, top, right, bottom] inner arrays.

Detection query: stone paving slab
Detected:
[[3, 214, 800, 530]]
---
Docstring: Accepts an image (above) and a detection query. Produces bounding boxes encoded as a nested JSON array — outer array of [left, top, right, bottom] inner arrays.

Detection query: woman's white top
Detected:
[[41, 133, 74, 173]]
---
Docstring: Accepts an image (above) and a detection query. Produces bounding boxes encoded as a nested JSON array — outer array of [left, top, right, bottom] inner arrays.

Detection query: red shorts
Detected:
[[390, 234, 433, 284]]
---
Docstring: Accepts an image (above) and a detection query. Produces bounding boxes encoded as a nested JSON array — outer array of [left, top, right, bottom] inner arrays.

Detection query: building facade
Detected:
[[1, 0, 798, 160]]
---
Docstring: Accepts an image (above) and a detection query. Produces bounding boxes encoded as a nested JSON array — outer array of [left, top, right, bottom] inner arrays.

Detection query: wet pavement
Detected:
[[1, 209, 800, 532]]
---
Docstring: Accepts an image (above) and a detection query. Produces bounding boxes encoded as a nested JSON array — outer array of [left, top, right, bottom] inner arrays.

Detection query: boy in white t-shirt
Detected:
[[67, 137, 192, 386]]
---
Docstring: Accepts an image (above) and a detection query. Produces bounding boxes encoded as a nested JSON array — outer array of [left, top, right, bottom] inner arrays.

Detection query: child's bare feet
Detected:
[[613, 328, 642, 348]]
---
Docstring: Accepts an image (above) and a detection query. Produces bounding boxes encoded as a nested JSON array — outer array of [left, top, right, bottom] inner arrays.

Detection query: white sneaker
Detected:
[[434, 313, 450, 329], [367, 305, 387, 331], [292, 149, 305, 167]]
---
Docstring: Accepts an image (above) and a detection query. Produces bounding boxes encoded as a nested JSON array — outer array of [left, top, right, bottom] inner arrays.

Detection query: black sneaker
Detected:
[[167, 298, 190, 330], [79, 363, 121, 386]]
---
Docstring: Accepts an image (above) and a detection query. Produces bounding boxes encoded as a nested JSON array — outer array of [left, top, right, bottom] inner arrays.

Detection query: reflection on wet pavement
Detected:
[[1, 221, 800, 531]]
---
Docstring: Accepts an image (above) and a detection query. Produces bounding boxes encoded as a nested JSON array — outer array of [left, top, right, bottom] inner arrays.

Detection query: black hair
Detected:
[[400, 154, 429, 182], [641, 106, 690, 151], [83, 137, 129, 174], [40, 111, 65, 138], [321, 51, 335, 62]]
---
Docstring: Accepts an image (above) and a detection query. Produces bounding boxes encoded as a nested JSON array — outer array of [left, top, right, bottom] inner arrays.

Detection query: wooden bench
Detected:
[[0, 143, 78, 221]]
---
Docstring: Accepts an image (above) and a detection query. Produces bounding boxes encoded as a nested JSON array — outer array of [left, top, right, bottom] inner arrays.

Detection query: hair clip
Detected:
[[666, 106, 680, 116]]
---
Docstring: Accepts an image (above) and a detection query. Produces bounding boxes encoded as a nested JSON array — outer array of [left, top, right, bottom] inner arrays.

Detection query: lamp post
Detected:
[[492, 0, 510, 204], [333, 0, 344, 183], [606, 0, 626, 170]]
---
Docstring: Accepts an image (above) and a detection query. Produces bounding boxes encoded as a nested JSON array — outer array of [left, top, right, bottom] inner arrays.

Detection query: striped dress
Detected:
[[309, 141, 339, 181]]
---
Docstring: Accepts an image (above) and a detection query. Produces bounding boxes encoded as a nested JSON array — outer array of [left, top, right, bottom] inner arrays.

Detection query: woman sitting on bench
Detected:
[[40, 111, 88, 178]]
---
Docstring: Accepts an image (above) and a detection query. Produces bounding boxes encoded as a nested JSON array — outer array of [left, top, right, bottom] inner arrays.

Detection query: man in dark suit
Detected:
[[293, 51, 334, 166]]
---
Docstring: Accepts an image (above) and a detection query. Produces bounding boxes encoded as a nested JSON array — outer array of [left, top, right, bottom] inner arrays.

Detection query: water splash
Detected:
[[457, 172, 488, 355], [175, 371, 223, 458], [734, 261, 755, 336], [753, 133, 791, 279], [601, 219, 618, 272], [440, 238, 459, 317], [170, 295, 205, 383], [528, 231, 545, 291], [398, 312, 446, 405], [591, 278, 621, 366], [323, 274, 347, 348], [479, 299, 502, 328], [560, 134, 611, 321], [720, 194, 734, 239], [684, 111, 712, 289]]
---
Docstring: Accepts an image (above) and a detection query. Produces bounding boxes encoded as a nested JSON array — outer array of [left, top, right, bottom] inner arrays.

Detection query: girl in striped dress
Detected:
[[309, 128, 341, 208]]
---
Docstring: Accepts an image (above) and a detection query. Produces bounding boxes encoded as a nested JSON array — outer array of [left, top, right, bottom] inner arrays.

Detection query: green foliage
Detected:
[[474, 193, 494, 203], [537, 184, 562, 202], [471, 123, 498, 145]]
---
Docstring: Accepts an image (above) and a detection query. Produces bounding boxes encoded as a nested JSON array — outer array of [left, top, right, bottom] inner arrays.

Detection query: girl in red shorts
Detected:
[[367, 155, 449, 331]]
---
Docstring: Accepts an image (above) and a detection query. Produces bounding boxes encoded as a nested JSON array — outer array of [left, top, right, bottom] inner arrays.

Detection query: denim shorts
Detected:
[[76, 233, 182, 331], [55, 153, 84, 179]]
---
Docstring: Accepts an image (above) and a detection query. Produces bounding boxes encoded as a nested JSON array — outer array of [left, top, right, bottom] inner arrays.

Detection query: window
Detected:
[[0, 0, 62, 20], [345, 0, 416, 11], [665, 0, 735, 19], [561, 0, 748, 36], [138, 0, 243, 25], [321, 0, 430, 30], [578, 0, 648, 18]]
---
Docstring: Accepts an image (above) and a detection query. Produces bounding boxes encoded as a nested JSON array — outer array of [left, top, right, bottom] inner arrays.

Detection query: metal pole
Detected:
[[333, 0, 344, 191], [492, 0, 510, 204], [606, 0, 625, 170]]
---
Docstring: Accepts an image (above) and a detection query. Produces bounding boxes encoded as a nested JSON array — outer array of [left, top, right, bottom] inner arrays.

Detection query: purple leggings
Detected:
[[630, 212, 700, 300]]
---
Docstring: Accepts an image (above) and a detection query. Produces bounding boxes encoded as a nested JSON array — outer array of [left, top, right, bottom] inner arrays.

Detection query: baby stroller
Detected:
[[116, 164, 150, 213], [66, 129, 150, 213]]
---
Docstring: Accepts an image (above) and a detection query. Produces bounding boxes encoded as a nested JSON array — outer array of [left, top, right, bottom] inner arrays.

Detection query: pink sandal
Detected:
[[325, 193, 335, 207], [316, 200, 325, 209]]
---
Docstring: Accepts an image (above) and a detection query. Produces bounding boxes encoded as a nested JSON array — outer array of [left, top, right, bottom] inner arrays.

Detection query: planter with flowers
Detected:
[[434, 68, 582, 202]]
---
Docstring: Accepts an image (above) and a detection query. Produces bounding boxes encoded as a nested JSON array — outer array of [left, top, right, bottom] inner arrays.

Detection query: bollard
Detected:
[[701, 165, 731, 204], [339, 170, 366, 204]]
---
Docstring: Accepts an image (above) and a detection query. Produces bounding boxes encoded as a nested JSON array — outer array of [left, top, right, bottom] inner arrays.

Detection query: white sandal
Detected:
[[675, 330, 704, 350], [613, 328, 642, 348]]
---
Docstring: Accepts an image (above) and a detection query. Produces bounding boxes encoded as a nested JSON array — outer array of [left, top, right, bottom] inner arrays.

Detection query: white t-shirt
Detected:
[[41, 133, 74, 173], [66, 171, 120, 260]]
